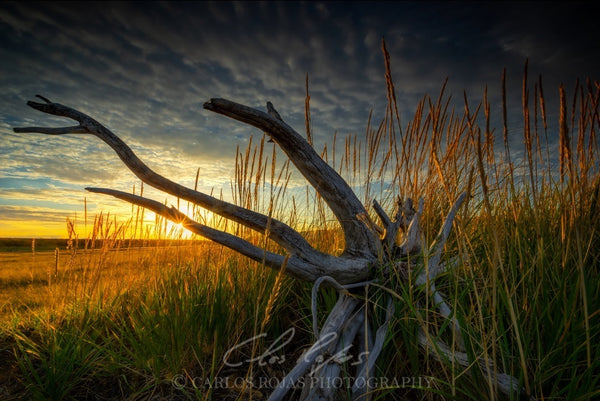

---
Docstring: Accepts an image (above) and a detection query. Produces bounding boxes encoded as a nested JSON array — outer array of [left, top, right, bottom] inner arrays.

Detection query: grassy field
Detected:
[[0, 238, 208, 253], [0, 238, 70, 253], [1, 60, 599, 400], [0, 239, 308, 400]]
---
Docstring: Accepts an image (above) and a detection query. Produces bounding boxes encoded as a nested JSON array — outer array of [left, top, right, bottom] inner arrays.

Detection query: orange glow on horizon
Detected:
[[0, 210, 205, 240], [0, 219, 70, 239]]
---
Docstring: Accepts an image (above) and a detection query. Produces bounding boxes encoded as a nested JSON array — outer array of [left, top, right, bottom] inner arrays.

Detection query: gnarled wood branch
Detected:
[[14, 97, 377, 284], [204, 98, 381, 258], [85, 187, 314, 280], [14, 95, 526, 401], [14, 98, 318, 261]]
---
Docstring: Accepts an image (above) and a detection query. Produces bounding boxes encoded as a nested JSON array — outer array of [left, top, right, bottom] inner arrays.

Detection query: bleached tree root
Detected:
[[417, 331, 525, 397], [267, 193, 523, 401], [14, 96, 528, 400]]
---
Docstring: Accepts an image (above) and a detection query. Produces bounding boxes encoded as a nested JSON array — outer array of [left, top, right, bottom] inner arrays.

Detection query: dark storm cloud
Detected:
[[1, 1, 599, 235]]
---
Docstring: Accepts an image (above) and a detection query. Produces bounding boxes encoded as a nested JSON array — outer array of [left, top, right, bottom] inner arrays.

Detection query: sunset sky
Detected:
[[1, 1, 599, 238]]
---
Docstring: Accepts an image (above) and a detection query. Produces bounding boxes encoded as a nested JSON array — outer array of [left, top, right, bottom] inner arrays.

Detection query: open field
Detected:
[[1, 242, 304, 400], [0, 244, 214, 319], [2, 64, 600, 400], [0, 238, 209, 253], [0, 238, 70, 253]]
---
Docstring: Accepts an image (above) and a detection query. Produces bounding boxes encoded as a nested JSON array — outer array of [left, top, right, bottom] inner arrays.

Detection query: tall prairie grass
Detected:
[[1, 45, 599, 400]]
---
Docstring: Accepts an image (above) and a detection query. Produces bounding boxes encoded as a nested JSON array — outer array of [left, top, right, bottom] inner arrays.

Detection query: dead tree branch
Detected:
[[14, 95, 527, 400], [204, 98, 381, 258]]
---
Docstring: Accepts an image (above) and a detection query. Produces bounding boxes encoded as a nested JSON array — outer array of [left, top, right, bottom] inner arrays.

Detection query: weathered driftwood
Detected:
[[14, 95, 525, 400]]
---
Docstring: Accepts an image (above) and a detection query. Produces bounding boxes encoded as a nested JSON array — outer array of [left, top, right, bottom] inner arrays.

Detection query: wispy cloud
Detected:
[[1, 1, 599, 236]]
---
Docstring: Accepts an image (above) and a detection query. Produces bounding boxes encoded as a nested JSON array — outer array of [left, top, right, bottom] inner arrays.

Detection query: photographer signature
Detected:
[[223, 327, 370, 373]]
